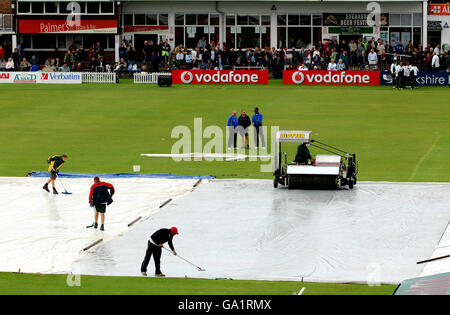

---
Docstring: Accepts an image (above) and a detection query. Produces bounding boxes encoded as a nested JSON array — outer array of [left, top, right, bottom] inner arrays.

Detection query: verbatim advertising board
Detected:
[[172, 70, 269, 85], [0, 72, 82, 84], [39, 72, 82, 84], [283, 70, 380, 85]]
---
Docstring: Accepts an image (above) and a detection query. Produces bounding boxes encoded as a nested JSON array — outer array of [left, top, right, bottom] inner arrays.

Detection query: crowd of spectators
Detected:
[[1, 36, 450, 74], [117, 36, 450, 76], [0, 40, 111, 73], [114, 38, 171, 73]]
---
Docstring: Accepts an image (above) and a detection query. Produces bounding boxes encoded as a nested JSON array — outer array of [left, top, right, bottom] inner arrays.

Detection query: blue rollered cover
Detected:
[[30, 171, 214, 180]]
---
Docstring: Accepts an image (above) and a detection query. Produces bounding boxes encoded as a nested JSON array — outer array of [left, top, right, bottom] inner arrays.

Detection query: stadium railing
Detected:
[[134, 72, 171, 84], [82, 72, 117, 84], [233, 66, 265, 70]]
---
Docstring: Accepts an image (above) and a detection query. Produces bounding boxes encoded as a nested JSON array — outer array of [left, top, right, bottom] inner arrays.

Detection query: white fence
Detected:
[[81, 72, 117, 84], [0, 14, 13, 32], [134, 72, 171, 84]]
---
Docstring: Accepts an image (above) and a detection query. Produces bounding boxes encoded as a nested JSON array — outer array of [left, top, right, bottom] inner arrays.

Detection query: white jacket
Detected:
[[6, 61, 14, 69], [432, 55, 440, 68], [403, 65, 410, 77], [410, 65, 419, 76], [390, 63, 397, 74]]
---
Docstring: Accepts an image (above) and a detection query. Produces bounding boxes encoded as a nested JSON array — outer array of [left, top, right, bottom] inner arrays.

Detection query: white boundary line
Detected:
[[409, 134, 441, 180], [141, 153, 272, 160]]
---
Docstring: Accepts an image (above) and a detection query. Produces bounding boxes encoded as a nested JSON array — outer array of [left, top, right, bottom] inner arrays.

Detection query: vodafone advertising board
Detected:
[[172, 70, 269, 85], [283, 70, 380, 85]]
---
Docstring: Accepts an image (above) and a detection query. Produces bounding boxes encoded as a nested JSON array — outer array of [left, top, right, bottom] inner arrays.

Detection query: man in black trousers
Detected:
[[390, 60, 397, 89], [410, 63, 419, 89], [396, 61, 404, 89], [141, 227, 178, 277], [238, 110, 251, 150]]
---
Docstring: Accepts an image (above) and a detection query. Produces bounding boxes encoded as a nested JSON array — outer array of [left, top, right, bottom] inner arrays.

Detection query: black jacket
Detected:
[[89, 182, 115, 205], [150, 228, 174, 251], [238, 115, 251, 129], [295, 144, 312, 164], [47, 155, 65, 173]]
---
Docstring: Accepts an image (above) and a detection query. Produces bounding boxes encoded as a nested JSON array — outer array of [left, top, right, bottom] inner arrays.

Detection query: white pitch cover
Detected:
[[1, 177, 449, 284], [73, 180, 450, 284], [0, 177, 197, 273]]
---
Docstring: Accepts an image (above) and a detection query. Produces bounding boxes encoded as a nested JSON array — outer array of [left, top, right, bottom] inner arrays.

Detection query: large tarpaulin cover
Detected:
[[0, 177, 199, 273], [74, 180, 450, 284]]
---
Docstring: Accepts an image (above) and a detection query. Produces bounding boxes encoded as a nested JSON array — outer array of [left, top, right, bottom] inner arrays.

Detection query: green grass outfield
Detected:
[[0, 273, 396, 295], [0, 80, 448, 295], [0, 81, 449, 181]]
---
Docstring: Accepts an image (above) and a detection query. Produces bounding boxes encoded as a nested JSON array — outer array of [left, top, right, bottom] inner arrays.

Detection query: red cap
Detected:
[[171, 227, 179, 235]]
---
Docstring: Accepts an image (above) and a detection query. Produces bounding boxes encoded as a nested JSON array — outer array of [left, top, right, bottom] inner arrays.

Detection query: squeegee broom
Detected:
[[53, 167, 72, 195], [162, 247, 206, 271]]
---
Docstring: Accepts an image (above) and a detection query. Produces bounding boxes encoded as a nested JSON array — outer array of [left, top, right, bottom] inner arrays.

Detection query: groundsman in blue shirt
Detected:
[[227, 110, 239, 149], [252, 107, 266, 149]]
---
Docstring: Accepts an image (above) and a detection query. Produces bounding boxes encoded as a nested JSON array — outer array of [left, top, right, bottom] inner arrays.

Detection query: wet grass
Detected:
[[0, 272, 396, 295], [0, 81, 449, 182]]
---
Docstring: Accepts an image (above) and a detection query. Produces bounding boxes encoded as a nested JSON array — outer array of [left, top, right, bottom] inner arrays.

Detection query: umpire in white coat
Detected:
[[390, 60, 397, 88]]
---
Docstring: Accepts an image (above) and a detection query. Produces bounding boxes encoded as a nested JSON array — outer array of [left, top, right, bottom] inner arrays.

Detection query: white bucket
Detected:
[[133, 165, 141, 172]]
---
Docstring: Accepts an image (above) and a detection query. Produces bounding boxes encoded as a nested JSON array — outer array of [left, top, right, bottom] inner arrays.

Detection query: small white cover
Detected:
[[287, 165, 340, 175], [315, 154, 341, 167]]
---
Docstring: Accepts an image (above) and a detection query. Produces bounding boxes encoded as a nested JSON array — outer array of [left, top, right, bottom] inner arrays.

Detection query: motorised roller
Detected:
[[273, 130, 358, 190]]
